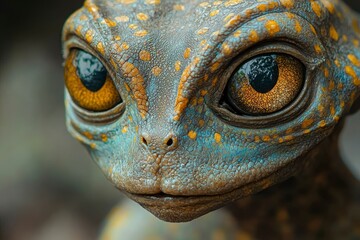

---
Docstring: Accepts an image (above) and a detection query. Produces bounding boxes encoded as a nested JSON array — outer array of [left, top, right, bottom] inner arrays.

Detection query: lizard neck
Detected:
[[226, 123, 360, 239]]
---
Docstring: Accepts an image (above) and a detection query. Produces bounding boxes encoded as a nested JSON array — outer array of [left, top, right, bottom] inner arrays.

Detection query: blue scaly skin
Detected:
[[62, 0, 360, 238]]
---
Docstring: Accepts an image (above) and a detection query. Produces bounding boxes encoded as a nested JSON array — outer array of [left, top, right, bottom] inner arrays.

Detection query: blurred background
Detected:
[[0, 0, 359, 239]]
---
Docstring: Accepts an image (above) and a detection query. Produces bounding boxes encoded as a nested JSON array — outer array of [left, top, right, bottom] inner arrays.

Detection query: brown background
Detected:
[[0, 1, 359, 239]]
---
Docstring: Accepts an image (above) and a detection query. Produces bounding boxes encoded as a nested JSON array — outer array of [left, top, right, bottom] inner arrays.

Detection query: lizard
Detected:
[[62, 0, 360, 238]]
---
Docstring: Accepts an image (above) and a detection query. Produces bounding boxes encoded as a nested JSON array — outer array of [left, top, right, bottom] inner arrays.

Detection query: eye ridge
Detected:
[[76, 50, 107, 92]]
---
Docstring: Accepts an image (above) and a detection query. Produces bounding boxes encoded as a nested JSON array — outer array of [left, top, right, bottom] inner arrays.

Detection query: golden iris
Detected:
[[65, 49, 121, 112], [226, 54, 304, 115]]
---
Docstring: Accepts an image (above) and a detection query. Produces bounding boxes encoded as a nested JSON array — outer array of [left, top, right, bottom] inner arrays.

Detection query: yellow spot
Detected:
[[85, 30, 94, 43], [320, 0, 335, 14], [90, 143, 97, 149], [345, 66, 360, 86], [198, 97, 204, 104], [114, 35, 121, 41], [233, 30, 241, 37], [175, 61, 182, 71], [262, 136, 271, 142], [145, 0, 160, 5], [102, 19, 117, 27], [348, 54, 360, 67], [280, 0, 294, 8], [214, 133, 222, 143], [129, 24, 138, 30], [138, 50, 151, 61], [199, 120, 205, 127], [184, 48, 191, 59], [329, 25, 339, 41], [210, 10, 220, 17], [101, 134, 108, 142], [224, 13, 235, 22], [197, 28, 209, 35], [314, 44, 322, 54], [200, 89, 208, 96], [188, 131, 197, 140], [278, 138, 284, 143], [295, 20, 302, 33], [210, 62, 221, 72], [97, 42, 105, 55], [134, 30, 148, 38], [152, 66, 162, 76], [284, 135, 294, 141], [173, 4, 185, 11], [222, 42, 232, 56], [249, 30, 259, 43], [224, 0, 242, 7], [213, 1, 222, 6], [318, 120, 326, 128], [311, 1, 322, 18], [225, 15, 241, 28], [199, 2, 210, 7], [115, 16, 129, 22], [137, 13, 149, 21], [118, 0, 136, 4], [83, 132, 94, 140], [302, 119, 314, 129], [122, 126, 128, 133], [265, 20, 280, 36], [254, 136, 261, 143]]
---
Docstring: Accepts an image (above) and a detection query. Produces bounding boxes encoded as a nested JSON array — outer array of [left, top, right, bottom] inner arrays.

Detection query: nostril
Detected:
[[141, 136, 148, 145], [166, 138, 173, 147]]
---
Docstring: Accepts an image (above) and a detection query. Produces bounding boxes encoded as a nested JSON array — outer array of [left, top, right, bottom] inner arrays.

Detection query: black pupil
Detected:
[[75, 50, 107, 92], [244, 54, 279, 94]]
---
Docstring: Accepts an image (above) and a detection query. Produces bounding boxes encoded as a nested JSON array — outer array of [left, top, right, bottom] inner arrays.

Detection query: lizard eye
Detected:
[[223, 53, 305, 115], [64, 49, 122, 112]]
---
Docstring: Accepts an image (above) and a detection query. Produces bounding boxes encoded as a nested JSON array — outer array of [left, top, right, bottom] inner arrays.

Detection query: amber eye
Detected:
[[224, 53, 304, 115], [64, 49, 121, 112]]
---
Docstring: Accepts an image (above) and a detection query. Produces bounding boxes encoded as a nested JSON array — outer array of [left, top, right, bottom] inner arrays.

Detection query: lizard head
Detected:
[[62, 0, 360, 222]]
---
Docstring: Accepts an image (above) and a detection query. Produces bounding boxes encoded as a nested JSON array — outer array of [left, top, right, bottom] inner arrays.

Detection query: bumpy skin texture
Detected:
[[62, 0, 360, 235]]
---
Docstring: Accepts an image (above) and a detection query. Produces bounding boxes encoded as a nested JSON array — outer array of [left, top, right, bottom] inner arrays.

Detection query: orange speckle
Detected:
[[200, 89, 208, 96], [295, 20, 302, 33], [137, 13, 149, 21], [224, 0, 242, 7], [210, 62, 221, 72], [188, 131, 197, 140], [329, 25, 339, 41], [233, 30, 241, 37], [97, 42, 105, 55], [348, 54, 360, 67], [114, 35, 121, 41], [139, 50, 151, 61], [224, 13, 235, 22], [265, 20, 280, 36], [175, 61, 182, 71], [314, 44, 322, 54], [145, 0, 160, 4], [129, 24, 138, 30], [134, 30, 148, 37], [280, 0, 294, 8], [184, 48, 191, 59], [254, 136, 261, 143], [122, 126, 128, 133], [101, 134, 108, 142], [102, 19, 117, 27], [249, 30, 259, 43], [302, 119, 314, 129], [90, 143, 97, 149], [115, 16, 129, 22], [345, 66, 360, 86], [222, 42, 232, 56], [152, 66, 162, 76], [311, 1, 322, 18], [320, 0, 335, 14], [318, 120, 326, 128], [214, 133, 222, 143], [118, 0, 136, 4], [173, 4, 185, 11], [225, 15, 241, 28], [284, 135, 294, 141], [85, 30, 94, 43], [83, 132, 94, 140], [210, 10, 220, 17], [199, 119, 205, 127], [262, 136, 271, 142], [197, 28, 209, 35]]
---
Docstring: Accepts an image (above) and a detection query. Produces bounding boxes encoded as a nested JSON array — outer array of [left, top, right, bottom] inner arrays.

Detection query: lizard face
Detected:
[[62, 0, 360, 222]]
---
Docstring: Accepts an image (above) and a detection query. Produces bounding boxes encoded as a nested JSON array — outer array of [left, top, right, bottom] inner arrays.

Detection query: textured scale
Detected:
[[62, 0, 360, 239]]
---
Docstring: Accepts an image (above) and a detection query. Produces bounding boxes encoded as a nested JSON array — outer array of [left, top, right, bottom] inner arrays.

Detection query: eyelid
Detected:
[[210, 12, 325, 68]]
